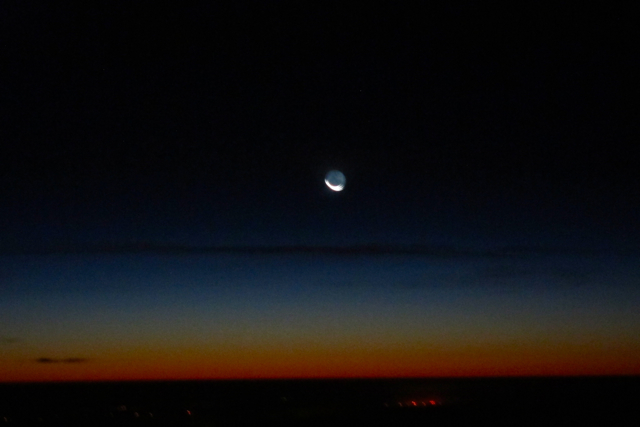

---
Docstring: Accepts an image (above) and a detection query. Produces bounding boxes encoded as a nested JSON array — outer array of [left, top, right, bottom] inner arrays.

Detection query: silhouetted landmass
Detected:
[[0, 377, 638, 426]]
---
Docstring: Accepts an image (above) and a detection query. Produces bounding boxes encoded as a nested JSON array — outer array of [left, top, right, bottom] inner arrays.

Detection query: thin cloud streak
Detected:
[[2, 243, 636, 257], [35, 358, 89, 364]]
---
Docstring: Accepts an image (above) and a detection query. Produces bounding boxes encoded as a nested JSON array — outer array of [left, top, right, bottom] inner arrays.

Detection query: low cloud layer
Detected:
[[35, 357, 88, 364], [4, 243, 635, 257]]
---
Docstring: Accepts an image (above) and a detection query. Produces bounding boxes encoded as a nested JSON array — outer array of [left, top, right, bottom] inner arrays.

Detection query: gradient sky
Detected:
[[2, 252, 640, 381], [1, 3, 639, 382]]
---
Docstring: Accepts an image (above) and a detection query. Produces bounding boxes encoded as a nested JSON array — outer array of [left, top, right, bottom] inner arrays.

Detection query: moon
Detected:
[[324, 170, 346, 191]]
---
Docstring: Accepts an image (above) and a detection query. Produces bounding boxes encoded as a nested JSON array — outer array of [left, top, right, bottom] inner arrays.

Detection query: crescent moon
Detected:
[[325, 179, 344, 191]]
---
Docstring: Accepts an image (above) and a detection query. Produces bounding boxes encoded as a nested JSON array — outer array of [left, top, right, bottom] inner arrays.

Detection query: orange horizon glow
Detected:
[[3, 344, 639, 383], [3, 371, 639, 384], [3, 255, 640, 384]]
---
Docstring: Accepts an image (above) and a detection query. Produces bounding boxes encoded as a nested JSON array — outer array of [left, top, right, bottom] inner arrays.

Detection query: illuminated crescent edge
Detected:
[[324, 179, 344, 191]]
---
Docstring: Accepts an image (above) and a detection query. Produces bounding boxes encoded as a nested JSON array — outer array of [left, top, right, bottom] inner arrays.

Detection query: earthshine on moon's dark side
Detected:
[[325, 170, 346, 191]]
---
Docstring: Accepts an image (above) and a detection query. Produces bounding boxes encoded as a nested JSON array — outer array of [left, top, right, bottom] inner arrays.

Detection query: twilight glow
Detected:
[[1, 253, 639, 382]]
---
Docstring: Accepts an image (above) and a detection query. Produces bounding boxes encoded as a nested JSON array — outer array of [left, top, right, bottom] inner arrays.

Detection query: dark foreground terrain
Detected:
[[1, 377, 638, 426]]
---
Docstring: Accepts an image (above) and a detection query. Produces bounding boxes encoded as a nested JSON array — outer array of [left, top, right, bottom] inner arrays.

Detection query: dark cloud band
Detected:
[[35, 357, 88, 364], [3, 244, 634, 257]]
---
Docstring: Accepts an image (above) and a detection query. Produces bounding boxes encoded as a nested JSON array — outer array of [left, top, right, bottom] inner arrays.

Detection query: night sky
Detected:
[[1, 3, 639, 382]]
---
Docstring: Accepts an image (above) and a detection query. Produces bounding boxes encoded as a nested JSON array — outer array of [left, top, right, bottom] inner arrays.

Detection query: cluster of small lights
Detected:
[[385, 400, 439, 408], [108, 405, 192, 421], [1, 406, 192, 424]]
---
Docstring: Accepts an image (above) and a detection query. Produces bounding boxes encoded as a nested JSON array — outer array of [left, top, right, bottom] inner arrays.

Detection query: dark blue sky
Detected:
[[2, 3, 638, 254], [3, 3, 639, 254]]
